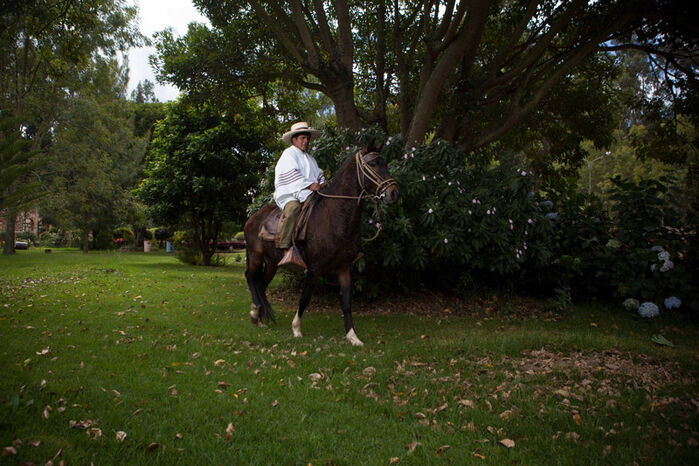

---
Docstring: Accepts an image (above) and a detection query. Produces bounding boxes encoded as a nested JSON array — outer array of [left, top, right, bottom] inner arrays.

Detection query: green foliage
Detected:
[[137, 100, 268, 266]]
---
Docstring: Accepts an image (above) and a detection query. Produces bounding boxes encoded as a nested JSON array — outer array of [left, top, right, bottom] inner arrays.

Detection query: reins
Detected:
[[316, 150, 396, 242]]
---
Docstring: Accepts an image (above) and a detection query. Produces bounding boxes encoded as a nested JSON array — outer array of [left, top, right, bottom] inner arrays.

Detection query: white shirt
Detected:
[[273, 145, 325, 209]]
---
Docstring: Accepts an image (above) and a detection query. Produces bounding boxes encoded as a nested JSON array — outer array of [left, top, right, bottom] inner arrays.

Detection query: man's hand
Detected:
[[308, 182, 320, 191]]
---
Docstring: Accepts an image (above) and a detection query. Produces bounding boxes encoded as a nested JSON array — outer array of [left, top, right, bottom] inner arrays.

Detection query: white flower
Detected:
[[638, 302, 660, 318], [521, 171, 527, 176], [660, 260, 674, 272], [443, 238, 448, 244], [468, 210, 472, 215], [428, 208, 433, 214]]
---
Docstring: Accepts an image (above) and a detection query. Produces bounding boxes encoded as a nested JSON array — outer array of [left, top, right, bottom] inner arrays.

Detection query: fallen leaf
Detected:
[[87, 428, 102, 440], [472, 449, 486, 460], [214, 359, 226, 366], [271, 400, 279, 407], [389, 457, 400, 463], [499, 410, 514, 420], [572, 412, 583, 426], [363, 367, 376, 377], [145, 442, 159, 452], [225, 423, 235, 442], [309, 373, 323, 382], [651, 334, 674, 347], [458, 399, 474, 408], [1, 446, 17, 456], [406, 440, 422, 452], [29, 440, 41, 448], [116, 431, 127, 442], [436, 445, 451, 456], [499, 439, 515, 448]]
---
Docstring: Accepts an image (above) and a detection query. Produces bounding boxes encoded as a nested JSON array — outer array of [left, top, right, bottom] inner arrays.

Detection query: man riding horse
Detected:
[[274, 122, 325, 270]]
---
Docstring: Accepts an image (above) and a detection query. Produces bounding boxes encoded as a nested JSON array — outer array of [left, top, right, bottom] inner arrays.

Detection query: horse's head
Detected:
[[356, 146, 399, 205]]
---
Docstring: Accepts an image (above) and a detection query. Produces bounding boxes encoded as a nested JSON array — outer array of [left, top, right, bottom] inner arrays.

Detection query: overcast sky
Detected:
[[126, 0, 209, 102]]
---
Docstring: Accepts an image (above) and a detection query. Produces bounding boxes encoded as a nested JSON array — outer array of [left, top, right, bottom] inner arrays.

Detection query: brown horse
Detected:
[[243, 144, 399, 346]]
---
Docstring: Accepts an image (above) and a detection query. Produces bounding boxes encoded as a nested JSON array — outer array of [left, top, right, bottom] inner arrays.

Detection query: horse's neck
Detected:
[[318, 157, 363, 232]]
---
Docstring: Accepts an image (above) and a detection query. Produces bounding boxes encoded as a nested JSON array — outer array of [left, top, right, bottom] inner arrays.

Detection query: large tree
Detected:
[[165, 0, 696, 155], [137, 100, 269, 266]]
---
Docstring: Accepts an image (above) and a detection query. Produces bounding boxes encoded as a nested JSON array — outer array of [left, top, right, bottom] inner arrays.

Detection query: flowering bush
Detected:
[[638, 302, 660, 318]]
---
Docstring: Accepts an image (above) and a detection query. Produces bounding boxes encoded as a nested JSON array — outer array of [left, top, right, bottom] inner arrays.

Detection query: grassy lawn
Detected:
[[1, 249, 697, 465]]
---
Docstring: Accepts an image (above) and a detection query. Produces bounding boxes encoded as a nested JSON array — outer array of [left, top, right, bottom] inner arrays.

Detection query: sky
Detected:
[[126, 0, 209, 102]]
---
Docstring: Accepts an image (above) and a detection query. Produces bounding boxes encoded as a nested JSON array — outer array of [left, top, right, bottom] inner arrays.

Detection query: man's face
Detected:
[[292, 134, 310, 152]]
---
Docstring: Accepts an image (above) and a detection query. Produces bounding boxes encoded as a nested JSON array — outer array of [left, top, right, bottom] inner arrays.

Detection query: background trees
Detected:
[[0, 0, 143, 253], [41, 58, 147, 253]]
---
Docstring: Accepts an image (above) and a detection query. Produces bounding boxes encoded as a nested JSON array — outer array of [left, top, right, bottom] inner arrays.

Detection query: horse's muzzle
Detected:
[[382, 184, 400, 205]]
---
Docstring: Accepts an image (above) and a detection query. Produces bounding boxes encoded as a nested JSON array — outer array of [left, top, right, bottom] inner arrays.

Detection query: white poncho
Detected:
[[273, 145, 326, 210]]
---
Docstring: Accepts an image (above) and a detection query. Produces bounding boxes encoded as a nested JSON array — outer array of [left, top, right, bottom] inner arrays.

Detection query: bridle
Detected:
[[316, 151, 397, 204], [316, 150, 397, 241]]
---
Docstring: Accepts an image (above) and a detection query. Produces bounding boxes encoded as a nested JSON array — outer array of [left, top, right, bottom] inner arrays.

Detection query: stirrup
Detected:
[[278, 246, 307, 272]]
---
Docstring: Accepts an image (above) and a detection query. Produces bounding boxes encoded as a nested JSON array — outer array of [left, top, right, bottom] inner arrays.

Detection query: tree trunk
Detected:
[[324, 77, 360, 130], [2, 212, 17, 255], [133, 225, 145, 249], [82, 228, 90, 253]]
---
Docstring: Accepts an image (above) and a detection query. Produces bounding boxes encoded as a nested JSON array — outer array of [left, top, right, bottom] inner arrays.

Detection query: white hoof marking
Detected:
[[292, 311, 303, 338], [346, 328, 364, 347], [250, 304, 264, 327]]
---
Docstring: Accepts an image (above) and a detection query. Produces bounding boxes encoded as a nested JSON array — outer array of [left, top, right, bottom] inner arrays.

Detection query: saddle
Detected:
[[258, 193, 319, 248]]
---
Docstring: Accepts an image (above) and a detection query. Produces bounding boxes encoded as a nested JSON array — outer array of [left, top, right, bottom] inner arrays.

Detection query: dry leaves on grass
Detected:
[[499, 439, 515, 448]]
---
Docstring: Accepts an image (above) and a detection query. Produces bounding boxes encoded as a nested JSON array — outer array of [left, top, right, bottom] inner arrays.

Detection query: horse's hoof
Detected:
[[292, 312, 302, 338], [250, 305, 265, 327], [346, 329, 364, 347]]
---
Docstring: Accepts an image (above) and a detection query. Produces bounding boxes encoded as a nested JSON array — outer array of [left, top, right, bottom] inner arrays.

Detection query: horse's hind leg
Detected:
[[338, 267, 363, 346], [245, 250, 266, 326]]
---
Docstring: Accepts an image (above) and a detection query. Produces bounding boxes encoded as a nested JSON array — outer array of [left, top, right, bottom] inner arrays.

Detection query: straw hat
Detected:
[[281, 122, 321, 145]]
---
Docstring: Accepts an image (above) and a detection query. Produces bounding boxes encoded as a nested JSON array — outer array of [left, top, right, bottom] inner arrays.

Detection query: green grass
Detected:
[[1, 249, 697, 465]]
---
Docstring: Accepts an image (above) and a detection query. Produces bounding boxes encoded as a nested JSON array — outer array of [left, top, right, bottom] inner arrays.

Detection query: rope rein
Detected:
[[315, 151, 397, 242]]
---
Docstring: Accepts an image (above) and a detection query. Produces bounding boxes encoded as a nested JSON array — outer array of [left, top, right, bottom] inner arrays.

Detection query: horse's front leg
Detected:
[[338, 268, 363, 346], [292, 274, 315, 338]]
